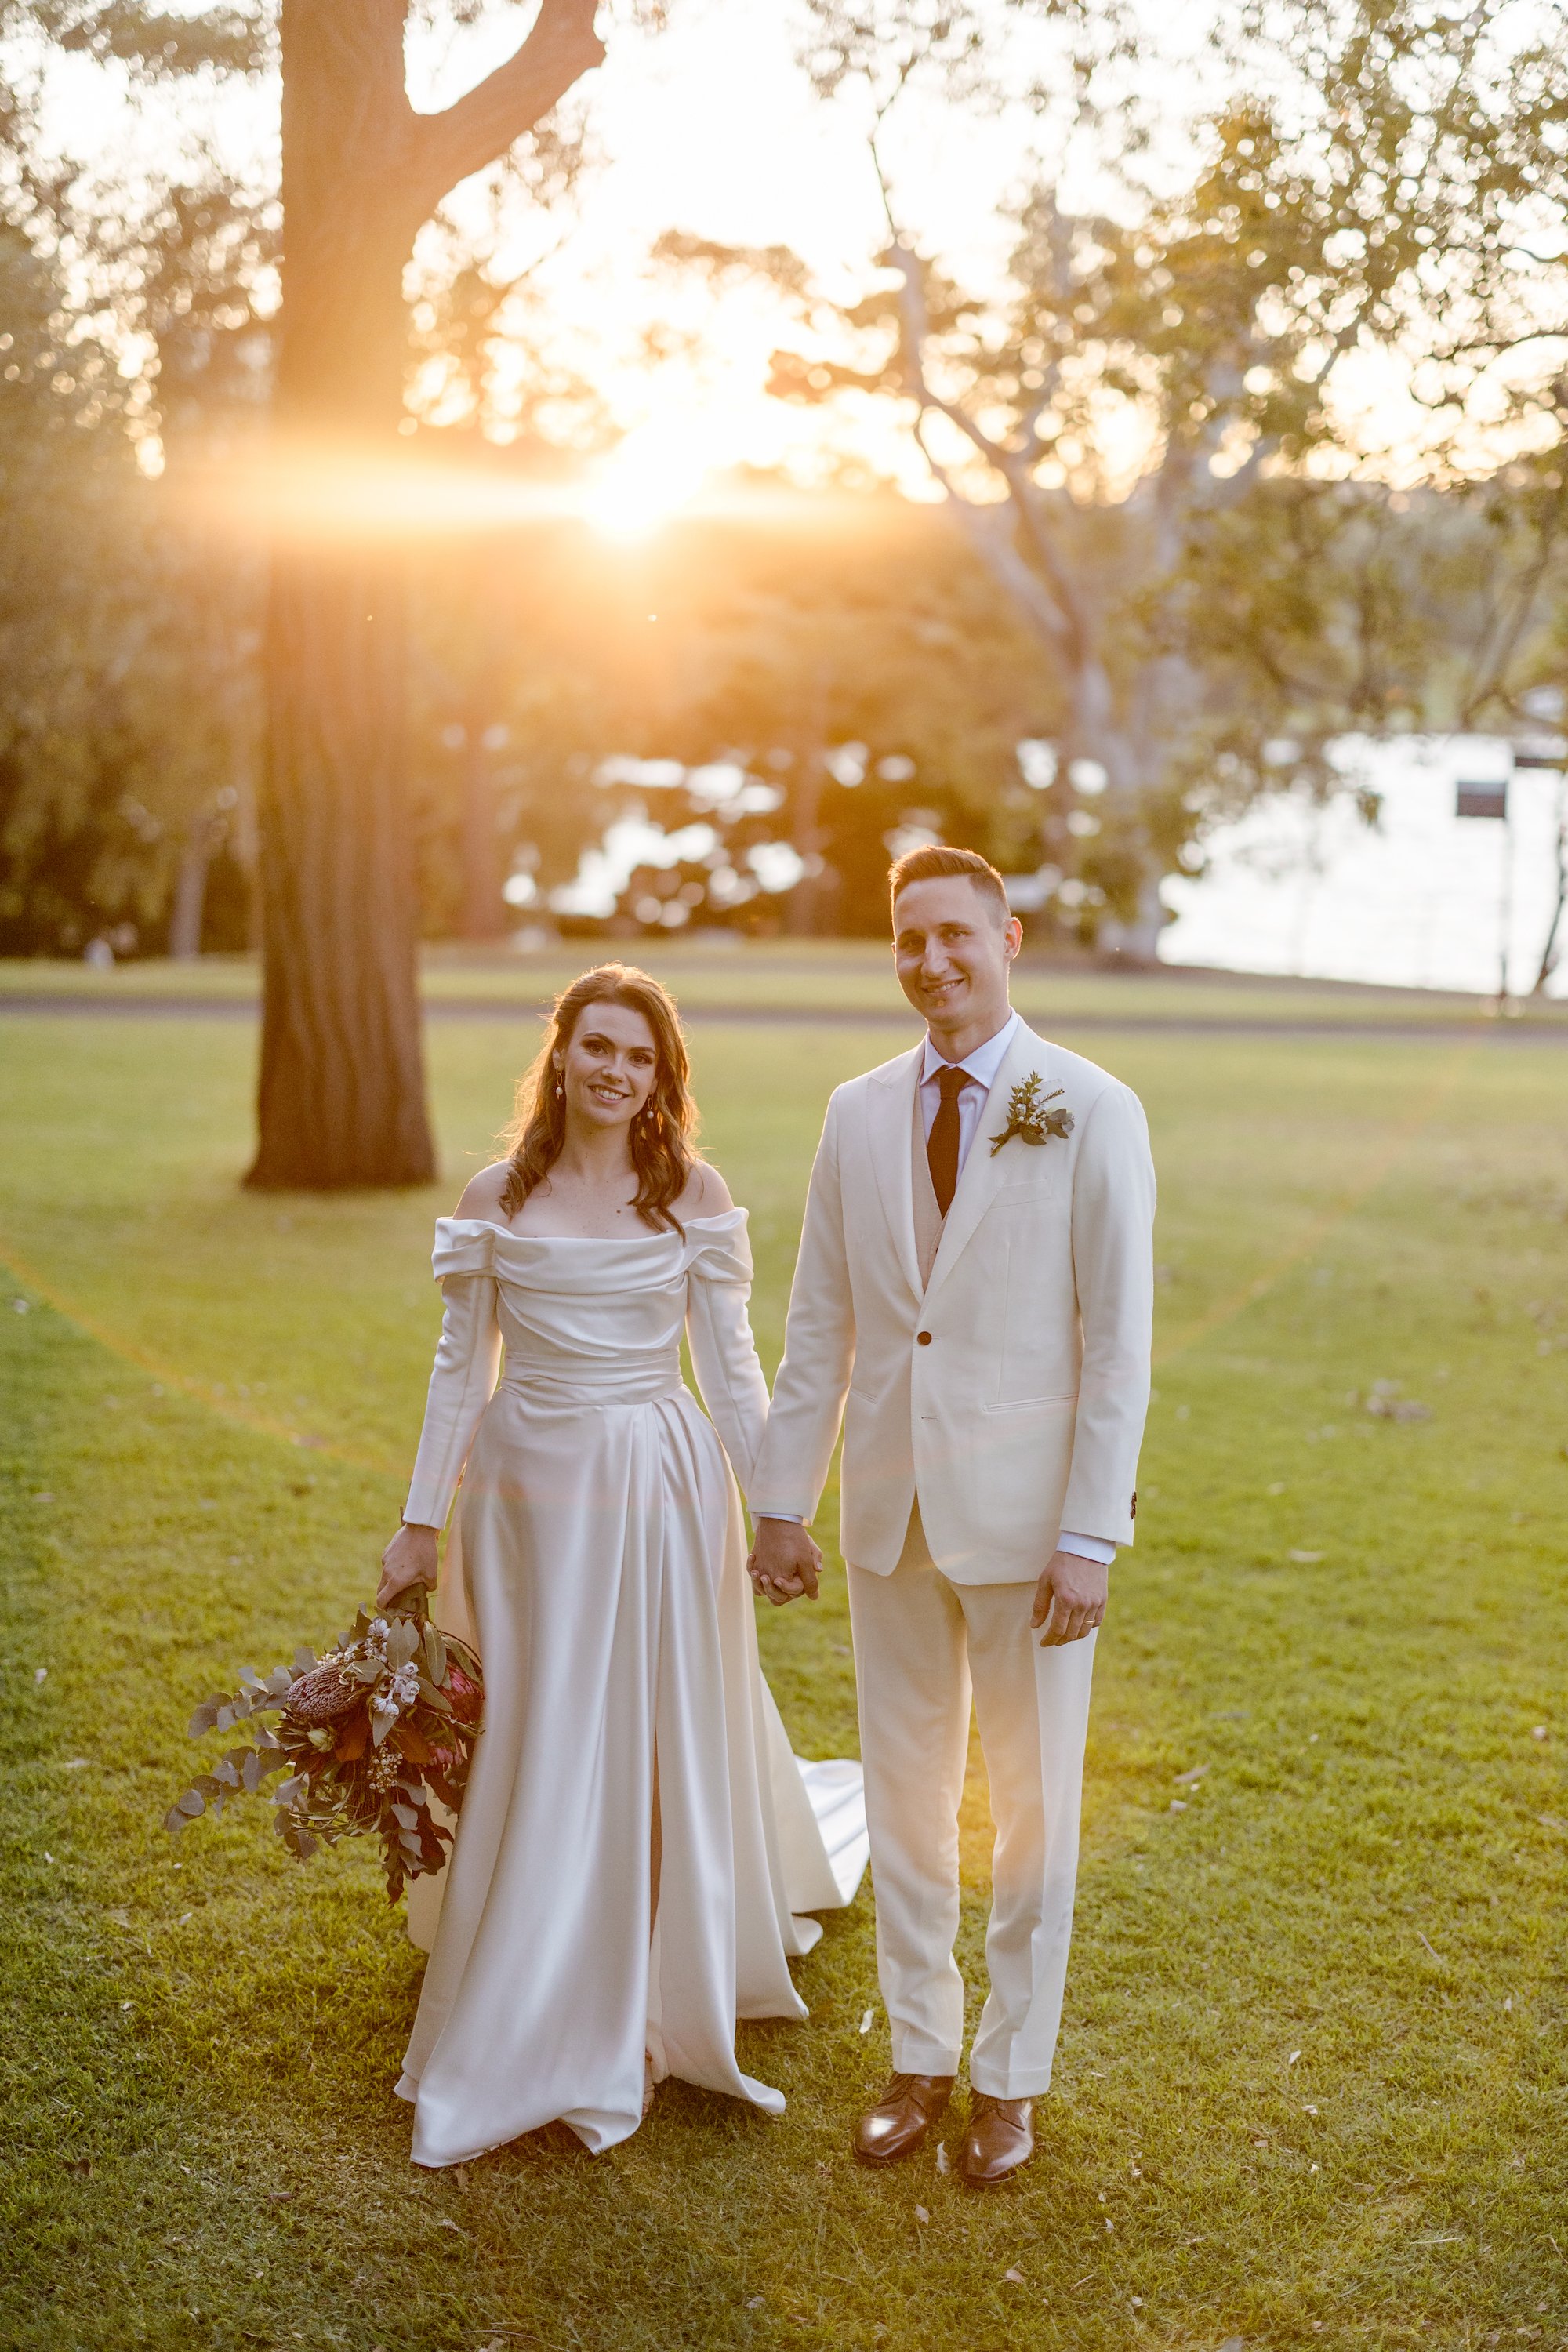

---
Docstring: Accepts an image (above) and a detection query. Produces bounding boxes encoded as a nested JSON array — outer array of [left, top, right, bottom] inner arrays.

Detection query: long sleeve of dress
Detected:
[[686, 1260, 771, 1499], [403, 1273, 503, 1531]]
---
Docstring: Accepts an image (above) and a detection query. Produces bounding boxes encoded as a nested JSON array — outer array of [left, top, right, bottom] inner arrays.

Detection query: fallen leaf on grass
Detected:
[[859, 2009, 873, 2034], [935, 2143, 950, 2176], [1168, 1799, 1187, 1813], [914, 2205, 930, 2224], [63, 1759, 90, 1770], [34, 1668, 48, 1686], [1288, 2049, 1302, 2066], [1417, 1931, 1444, 1962], [1174, 1764, 1207, 1786], [267, 2190, 293, 2202], [436, 2217, 463, 2234], [746, 2296, 764, 2309], [1365, 1385, 1432, 1422], [1004, 2269, 1025, 2285], [1288, 1550, 1323, 1564]]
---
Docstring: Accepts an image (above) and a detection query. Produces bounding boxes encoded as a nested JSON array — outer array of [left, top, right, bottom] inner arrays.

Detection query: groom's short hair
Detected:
[[888, 844, 1011, 922]]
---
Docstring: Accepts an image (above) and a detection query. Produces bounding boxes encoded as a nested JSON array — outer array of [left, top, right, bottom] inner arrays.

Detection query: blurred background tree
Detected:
[[729, 0, 1568, 952]]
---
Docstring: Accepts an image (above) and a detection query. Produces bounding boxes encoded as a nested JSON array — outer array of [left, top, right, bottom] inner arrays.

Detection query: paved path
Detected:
[[2, 993, 1565, 1043]]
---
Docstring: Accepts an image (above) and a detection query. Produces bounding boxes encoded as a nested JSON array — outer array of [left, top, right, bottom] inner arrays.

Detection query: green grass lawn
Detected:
[[2, 1007, 1566, 2352]]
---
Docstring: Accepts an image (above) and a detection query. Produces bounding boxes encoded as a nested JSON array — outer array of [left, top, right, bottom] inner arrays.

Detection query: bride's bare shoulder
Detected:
[[677, 1159, 734, 1217], [453, 1161, 514, 1220]]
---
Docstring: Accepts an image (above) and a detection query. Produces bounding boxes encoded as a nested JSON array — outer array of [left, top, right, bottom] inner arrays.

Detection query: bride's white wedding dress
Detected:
[[394, 1207, 866, 2166]]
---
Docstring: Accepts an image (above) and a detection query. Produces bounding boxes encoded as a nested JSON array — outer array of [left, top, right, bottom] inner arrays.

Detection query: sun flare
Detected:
[[580, 423, 713, 540]]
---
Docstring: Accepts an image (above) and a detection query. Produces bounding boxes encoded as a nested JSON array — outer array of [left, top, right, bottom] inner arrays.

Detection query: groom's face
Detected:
[[891, 877, 1021, 1040]]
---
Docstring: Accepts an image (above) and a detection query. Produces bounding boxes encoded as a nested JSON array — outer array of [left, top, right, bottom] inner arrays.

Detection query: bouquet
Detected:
[[163, 1588, 482, 1902]]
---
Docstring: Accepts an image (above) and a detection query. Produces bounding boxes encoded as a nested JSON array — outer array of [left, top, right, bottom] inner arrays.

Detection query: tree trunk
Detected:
[[247, 0, 603, 1187], [169, 816, 212, 960], [247, 4, 433, 1186]]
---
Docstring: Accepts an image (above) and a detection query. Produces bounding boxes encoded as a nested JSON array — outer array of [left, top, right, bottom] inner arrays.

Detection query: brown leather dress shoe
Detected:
[[852, 2072, 955, 2166], [956, 2092, 1035, 2187]]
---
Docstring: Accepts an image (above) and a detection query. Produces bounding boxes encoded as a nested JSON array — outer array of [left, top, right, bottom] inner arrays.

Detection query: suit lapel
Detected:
[[864, 1045, 924, 1306], [923, 1022, 1047, 1309]]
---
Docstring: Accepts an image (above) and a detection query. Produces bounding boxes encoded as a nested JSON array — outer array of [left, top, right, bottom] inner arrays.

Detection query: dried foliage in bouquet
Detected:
[[163, 1588, 482, 1901]]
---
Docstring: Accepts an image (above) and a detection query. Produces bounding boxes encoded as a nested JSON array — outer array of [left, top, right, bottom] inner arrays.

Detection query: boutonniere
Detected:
[[989, 1070, 1074, 1156]]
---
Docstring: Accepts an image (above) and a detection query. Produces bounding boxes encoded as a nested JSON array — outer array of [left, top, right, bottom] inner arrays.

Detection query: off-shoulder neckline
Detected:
[[434, 1207, 746, 1243]]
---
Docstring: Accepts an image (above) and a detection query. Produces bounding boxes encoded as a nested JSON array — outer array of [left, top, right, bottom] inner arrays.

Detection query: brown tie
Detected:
[[927, 1065, 970, 1218]]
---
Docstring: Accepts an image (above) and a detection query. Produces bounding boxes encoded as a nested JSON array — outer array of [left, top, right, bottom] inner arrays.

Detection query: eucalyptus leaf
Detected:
[[241, 1750, 263, 1794], [164, 1806, 190, 1834], [292, 1646, 317, 1672], [176, 1789, 205, 1817]]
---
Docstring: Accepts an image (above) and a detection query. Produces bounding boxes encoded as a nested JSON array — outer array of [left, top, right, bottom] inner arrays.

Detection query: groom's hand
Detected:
[[747, 1517, 822, 1607], [1031, 1551, 1108, 1646]]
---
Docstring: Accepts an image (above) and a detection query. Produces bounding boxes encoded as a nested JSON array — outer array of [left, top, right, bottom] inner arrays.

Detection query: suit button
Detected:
[[916, 1330, 932, 1346]]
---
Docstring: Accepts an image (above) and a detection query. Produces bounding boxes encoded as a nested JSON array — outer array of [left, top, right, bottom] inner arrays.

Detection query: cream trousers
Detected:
[[847, 1508, 1096, 2099]]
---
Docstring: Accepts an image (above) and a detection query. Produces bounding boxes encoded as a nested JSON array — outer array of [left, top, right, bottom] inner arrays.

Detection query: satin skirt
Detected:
[[397, 1371, 865, 2165]]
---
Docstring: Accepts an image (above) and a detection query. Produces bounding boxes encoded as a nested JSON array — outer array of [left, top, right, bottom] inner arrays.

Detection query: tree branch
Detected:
[[913, 417, 1070, 651], [405, 0, 604, 222]]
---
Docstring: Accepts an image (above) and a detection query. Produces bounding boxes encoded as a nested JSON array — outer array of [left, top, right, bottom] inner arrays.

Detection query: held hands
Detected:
[[378, 1522, 440, 1612], [746, 1517, 823, 1608], [1031, 1550, 1108, 1647]]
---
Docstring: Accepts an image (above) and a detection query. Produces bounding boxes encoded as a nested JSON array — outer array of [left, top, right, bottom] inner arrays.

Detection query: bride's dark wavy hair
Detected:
[[498, 964, 700, 1232]]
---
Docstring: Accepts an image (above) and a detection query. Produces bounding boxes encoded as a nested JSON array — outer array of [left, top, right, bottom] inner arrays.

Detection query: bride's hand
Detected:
[[378, 1523, 440, 1610]]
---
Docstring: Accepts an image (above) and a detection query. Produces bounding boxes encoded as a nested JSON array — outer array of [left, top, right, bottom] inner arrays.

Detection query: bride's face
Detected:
[[555, 1001, 661, 1134]]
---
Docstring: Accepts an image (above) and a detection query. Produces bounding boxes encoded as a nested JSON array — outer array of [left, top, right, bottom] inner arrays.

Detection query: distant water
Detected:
[[1160, 738, 1567, 999]]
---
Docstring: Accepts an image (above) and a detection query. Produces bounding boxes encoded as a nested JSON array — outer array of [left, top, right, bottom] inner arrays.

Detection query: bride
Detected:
[[377, 963, 866, 2167]]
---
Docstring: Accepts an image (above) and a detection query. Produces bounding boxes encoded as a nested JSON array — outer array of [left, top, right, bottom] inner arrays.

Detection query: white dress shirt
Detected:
[[762, 1004, 1116, 1572]]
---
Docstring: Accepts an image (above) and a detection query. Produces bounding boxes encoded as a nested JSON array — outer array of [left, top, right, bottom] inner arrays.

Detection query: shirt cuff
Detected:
[[1057, 1529, 1116, 1566], [755, 1512, 805, 1523]]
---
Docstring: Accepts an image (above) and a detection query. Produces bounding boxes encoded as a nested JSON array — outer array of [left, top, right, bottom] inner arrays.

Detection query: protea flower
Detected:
[[446, 1664, 482, 1723]]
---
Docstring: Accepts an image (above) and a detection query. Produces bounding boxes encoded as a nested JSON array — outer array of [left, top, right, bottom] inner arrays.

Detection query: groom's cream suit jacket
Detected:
[[750, 1018, 1156, 1585]]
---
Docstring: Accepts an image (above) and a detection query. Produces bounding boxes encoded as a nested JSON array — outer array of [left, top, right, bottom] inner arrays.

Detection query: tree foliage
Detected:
[[741, 0, 1568, 944]]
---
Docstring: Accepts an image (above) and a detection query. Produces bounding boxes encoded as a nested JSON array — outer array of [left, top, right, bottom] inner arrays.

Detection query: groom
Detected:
[[747, 844, 1156, 2187]]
